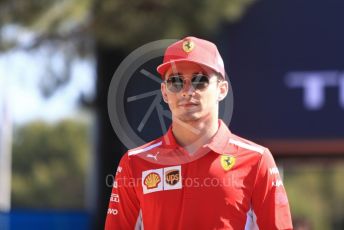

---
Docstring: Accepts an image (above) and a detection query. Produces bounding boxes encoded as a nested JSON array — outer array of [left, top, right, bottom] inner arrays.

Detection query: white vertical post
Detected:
[[0, 74, 12, 212]]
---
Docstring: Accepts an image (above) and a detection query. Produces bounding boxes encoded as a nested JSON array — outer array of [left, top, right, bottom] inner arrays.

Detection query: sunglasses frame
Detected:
[[164, 74, 221, 93]]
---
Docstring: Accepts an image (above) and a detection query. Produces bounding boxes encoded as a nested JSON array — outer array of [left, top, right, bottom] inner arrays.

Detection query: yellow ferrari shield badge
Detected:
[[220, 155, 236, 171], [182, 40, 195, 53]]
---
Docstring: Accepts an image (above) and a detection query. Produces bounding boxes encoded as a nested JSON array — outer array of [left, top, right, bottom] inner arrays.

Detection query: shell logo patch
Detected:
[[142, 168, 163, 194], [220, 155, 236, 171], [144, 172, 161, 189], [182, 40, 195, 53]]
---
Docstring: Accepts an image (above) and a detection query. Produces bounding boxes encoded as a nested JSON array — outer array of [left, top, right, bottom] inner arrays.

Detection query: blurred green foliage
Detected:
[[0, 0, 257, 50], [284, 162, 344, 230], [11, 119, 90, 209]]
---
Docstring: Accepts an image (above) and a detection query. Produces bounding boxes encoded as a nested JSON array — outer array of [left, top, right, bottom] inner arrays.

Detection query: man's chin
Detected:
[[177, 113, 201, 122]]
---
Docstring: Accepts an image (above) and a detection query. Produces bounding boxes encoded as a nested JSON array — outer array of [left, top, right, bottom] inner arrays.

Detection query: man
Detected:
[[105, 36, 293, 229]]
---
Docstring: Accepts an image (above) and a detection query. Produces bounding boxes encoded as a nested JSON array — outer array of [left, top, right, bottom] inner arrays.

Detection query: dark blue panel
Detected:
[[217, 0, 344, 138], [0, 210, 90, 230]]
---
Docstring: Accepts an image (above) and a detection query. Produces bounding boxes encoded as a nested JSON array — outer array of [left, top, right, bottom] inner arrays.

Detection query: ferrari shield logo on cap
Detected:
[[220, 155, 236, 171], [182, 40, 195, 53]]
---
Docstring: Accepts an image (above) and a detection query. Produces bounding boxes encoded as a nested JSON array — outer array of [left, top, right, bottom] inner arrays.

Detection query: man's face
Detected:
[[161, 62, 228, 122]]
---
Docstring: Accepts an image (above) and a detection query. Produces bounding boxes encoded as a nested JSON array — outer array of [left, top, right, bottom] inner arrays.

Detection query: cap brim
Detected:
[[157, 59, 221, 79]]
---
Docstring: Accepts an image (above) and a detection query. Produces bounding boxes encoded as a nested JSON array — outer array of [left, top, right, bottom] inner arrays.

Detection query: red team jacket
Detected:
[[105, 120, 293, 229]]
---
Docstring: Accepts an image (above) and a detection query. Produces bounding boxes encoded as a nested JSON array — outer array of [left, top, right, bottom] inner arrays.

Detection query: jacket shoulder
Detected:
[[229, 133, 267, 155], [127, 138, 163, 157]]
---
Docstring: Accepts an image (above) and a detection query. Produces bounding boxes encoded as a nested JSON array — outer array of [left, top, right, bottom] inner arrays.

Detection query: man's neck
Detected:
[[171, 115, 219, 154]]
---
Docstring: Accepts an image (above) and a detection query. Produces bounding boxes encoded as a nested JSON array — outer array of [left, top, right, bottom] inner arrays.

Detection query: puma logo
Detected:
[[147, 152, 160, 161]]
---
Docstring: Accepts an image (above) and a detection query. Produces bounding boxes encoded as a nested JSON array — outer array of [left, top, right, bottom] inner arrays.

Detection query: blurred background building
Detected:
[[0, 0, 343, 229]]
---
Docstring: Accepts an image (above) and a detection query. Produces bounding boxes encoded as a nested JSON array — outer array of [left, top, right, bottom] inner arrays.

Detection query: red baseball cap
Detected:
[[157, 36, 225, 79]]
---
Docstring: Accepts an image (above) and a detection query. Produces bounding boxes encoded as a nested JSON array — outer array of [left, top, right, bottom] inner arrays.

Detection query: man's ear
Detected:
[[161, 83, 168, 103], [218, 80, 228, 102]]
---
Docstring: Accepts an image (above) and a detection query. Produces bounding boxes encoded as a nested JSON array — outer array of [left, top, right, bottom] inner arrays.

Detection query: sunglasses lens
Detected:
[[192, 75, 209, 90], [166, 76, 184, 93], [165, 74, 212, 93]]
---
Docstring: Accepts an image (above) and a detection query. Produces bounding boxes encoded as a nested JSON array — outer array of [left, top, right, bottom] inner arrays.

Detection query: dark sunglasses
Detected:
[[165, 74, 220, 93]]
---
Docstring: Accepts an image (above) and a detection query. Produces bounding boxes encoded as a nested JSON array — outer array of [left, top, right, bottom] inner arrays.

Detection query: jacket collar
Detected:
[[161, 119, 234, 155]]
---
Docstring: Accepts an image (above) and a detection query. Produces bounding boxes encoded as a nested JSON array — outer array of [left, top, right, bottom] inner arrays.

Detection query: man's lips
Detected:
[[178, 102, 200, 107]]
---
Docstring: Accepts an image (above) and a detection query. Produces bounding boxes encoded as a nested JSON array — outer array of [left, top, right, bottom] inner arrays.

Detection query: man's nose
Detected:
[[181, 79, 195, 97]]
